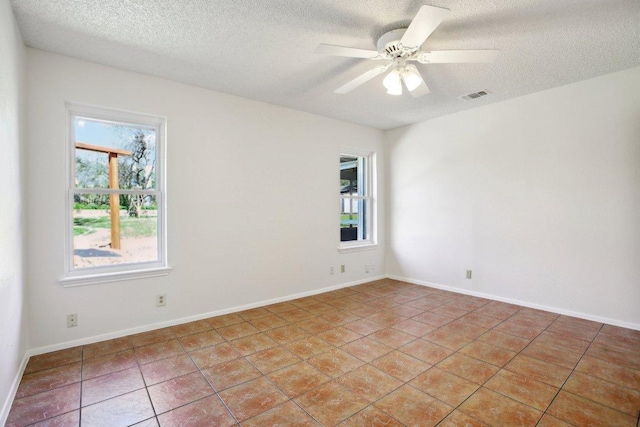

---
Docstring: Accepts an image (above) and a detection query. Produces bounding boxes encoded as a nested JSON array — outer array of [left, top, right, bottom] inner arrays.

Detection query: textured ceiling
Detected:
[[10, 0, 640, 130]]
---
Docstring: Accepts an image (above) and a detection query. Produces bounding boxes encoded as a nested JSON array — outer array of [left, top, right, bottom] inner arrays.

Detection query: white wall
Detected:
[[0, 0, 29, 422], [386, 66, 640, 327], [26, 49, 385, 350]]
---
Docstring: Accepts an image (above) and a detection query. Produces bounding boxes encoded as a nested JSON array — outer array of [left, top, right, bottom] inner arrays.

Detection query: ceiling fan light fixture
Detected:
[[383, 70, 403, 95], [402, 65, 423, 92]]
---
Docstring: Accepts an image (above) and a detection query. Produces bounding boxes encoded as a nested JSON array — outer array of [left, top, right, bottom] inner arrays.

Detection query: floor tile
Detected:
[[265, 324, 310, 344], [230, 332, 278, 356], [295, 382, 369, 426], [296, 317, 335, 334], [267, 362, 330, 397], [459, 341, 517, 367], [30, 409, 80, 427], [82, 349, 138, 380], [504, 354, 571, 387], [477, 330, 531, 352], [369, 328, 416, 348], [81, 388, 153, 427], [217, 321, 260, 341], [437, 353, 499, 385], [219, 376, 288, 422], [135, 339, 185, 365], [341, 337, 393, 362], [563, 371, 640, 416], [533, 330, 590, 354], [246, 346, 301, 374], [11, 281, 640, 427], [336, 364, 403, 402], [7, 383, 80, 427], [344, 318, 385, 335], [459, 312, 503, 329], [156, 394, 236, 426], [492, 320, 544, 340], [371, 350, 430, 382], [139, 353, 197, 386], [338, 406, 403, 426], [238, 307, 272, 321], [437, 410, 489, 427], [285, 336, 334, 359], [201, 357, 262, 391], [207, 313, 243, 328], [307, 348, 365, 378], [374, 384, 453, 427], [399, 339, 453, 364], [411, 367, 479, 406], [547, 390, 636, 426], [520, 341, 582, 369], [484, 369, 558, 411], [129, 328, 175, 348], [317, 327, 362, 346], [575, 355, 640, 391], [83, 337, 132, 360], [278, 308, 315, 323], [177, 329, 224, 352], [391, 318, 435, 337], [148, 372, 214, 414], [15, 362, 81, 399], [242, 401, 319, 426], [458, 387, 542, 426], [249, 314, 289, 331], [82, 366, 145, 406], [170, 319, 211, 337], [24, 347, 83, 375], [189, 342, 242, 369]]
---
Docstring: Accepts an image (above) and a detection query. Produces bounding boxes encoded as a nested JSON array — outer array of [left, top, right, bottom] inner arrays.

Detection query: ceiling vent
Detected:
[[460, 90, 489, 101]]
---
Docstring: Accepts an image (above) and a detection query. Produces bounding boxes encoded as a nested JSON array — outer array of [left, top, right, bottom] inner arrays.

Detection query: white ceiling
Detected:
[[10, 0, 640, 130]]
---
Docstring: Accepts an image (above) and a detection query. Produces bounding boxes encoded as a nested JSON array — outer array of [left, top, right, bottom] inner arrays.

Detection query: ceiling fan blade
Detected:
[[400, 5, 450, 50], [417, 49, 500, 63], [315, 44, 380, 59], [335, 65, 390, 94], [406, 67, 430, 98]]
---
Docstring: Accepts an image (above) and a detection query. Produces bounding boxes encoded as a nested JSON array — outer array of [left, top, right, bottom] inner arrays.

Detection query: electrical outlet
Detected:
[[466, 270, 472, 279], [67, 314, 78, 328], [371, 263, 376, 271], [156, 293, 167, 307], [365, 264, 370, 273], [340, 264, 345, 273], [329, 266, 334, 275]]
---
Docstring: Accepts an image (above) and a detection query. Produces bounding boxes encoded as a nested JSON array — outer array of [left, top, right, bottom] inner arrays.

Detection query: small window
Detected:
[[340, 148, 375, 249], [63, 104, 168, 285]]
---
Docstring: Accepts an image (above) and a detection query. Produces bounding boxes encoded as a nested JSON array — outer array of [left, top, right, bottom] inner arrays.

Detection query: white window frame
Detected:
[[60, 103, 170, 286], [339, 147, 377, 253]]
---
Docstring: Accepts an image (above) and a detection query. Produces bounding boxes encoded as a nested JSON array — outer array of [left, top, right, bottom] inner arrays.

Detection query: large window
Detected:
[[340, 148, 375, 249], [63, 104, 168, 285]]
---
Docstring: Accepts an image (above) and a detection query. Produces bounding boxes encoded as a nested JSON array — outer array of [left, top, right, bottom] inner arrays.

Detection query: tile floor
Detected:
[[6, 279, 640, 426]]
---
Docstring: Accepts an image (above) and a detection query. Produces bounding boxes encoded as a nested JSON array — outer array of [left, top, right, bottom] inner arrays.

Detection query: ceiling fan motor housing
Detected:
[[377, 29, 412, 58]]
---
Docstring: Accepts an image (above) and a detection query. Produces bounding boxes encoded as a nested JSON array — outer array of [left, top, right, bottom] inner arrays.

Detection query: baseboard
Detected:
[[389, 275, 640, 331], [29, 275, 387, 356], [0, 350, 30, 426]]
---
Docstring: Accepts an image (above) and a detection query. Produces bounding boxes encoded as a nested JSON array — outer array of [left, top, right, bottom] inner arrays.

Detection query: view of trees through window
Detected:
[[72, 116, 160, 269]]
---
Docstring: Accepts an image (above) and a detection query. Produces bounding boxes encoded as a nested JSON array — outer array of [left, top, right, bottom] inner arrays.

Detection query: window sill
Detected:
[[338, 243, 379, 254], [60, 266, 172, 287]]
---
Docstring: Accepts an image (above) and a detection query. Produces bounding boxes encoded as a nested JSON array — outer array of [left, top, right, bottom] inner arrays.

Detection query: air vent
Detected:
[[460, 90, 490, 101]]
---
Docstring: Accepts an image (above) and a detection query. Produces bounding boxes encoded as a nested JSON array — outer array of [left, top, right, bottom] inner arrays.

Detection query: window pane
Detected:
[[340, 155, 358, 195], [340, 198, 359, 242], [73, 194, 158, 268], [74, 117, 157, 190]]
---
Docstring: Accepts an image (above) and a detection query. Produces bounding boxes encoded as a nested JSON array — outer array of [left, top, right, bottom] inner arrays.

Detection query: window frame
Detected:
[[339, 147, 377, 252], [61, 103, 170, 286]]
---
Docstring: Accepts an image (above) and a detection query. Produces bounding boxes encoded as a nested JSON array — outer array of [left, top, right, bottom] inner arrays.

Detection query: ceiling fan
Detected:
[[314, 5, 499, 97]]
